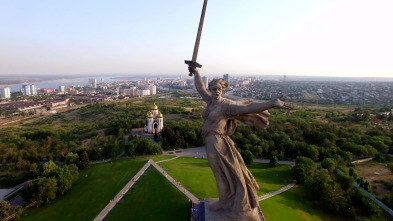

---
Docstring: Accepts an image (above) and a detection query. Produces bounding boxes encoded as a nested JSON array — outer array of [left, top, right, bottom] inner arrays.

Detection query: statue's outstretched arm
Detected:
[[228, 97, 290, 116], [189, 67, 210, 102]]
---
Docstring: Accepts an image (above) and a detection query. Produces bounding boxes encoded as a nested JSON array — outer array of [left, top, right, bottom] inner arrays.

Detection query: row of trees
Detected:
[[292, 156, 382, 218], [230, 107, 392, 163], [160, 120, 204, 150], [22, 161, 79, 207], [125, 135, 161, 157]]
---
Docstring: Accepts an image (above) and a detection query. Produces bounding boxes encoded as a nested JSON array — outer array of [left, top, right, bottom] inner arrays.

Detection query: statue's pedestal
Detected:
[[204, 198, 265, 221]]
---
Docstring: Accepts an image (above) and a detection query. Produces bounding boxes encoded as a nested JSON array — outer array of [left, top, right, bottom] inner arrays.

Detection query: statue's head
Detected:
[[208, 78, 229, 100]]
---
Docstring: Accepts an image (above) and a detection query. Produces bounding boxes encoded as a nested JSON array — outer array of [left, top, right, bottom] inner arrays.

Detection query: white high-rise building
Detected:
[[149, 84, 157, 95], [30, 85, 37, 95], [88, 78, 97, 88], [22, 85, 30, 96], [22, 84, 36, 96], [130, 87, 137, 97], [0, 87, 11, 99], [59, 86, 66, 92], [137, 89, 150, 96]]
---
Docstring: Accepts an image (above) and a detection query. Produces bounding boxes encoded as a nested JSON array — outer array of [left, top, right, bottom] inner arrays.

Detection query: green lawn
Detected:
[[20, 156, 346, 221], [104, 166, 190, 221], [260, 186, 342, 221], [22, 158, 148, 221], [161, 157, 342, 221], [247, 163, 293, 195], [158, 157, 218, 199], [158, 157, 293, 199]]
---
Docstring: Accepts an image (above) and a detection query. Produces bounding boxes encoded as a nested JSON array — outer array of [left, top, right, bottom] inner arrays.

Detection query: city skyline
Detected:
[[1, 0, 392, 77]]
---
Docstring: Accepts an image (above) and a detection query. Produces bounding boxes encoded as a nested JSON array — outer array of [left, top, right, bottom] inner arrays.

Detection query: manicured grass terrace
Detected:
[[259, 186, 341, 221], [104, 166, 190, 221], [21, 156, 344, 221]]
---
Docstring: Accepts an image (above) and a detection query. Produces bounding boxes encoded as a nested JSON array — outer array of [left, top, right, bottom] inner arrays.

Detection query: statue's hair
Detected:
[[208, 78, 229, 91]]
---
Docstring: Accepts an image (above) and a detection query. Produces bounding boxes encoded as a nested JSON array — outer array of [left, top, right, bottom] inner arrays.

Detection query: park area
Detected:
[[21, 156, 343, 221]]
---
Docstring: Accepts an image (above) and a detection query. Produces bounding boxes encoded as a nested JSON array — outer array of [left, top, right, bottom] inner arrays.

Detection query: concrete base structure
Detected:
[[204, 198, 265, 221]]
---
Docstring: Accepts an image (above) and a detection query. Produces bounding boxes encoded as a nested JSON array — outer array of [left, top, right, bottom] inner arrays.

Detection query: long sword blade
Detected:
[[185, 0, 208, 75], [192, 0, 208, 62]]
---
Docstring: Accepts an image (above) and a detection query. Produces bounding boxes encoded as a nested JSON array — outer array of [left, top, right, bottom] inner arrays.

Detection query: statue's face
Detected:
[[210, 84, 222, 100]]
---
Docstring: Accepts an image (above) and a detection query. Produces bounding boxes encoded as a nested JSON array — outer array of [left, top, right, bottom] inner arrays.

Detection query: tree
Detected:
[[383, 189, 393, 209], [349, 167, 355, 176], [136, 138, 153, 155], [78, 151, 90, 170], [0, 200, 22, 221], [24, 177, 58, 206], [304, 145, 319, 161], [321, 158, 337, 172], [28, 162, 39, 177], [53, 167, 71, 195], [306, 169, 332, 200], [363, 180, 371, 191], [336, 172, 354, 191], [184, 130, 197, 145], [292, 156, 317, 184], [341, 151, 353, 162], [125, 141, 137, 158], [240, 150, 254, 165], [42, 161, 59, 177], [54, 164, 79, 195], [65, 152, 79, 165], [322, 183, 349, 213], [269, 155, 278, 167]]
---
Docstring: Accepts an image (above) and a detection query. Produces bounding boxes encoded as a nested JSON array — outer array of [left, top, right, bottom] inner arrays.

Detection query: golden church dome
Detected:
[[151, 103, 158, 110], [146, 111, 153, 118], [157, 111, 163, 118]]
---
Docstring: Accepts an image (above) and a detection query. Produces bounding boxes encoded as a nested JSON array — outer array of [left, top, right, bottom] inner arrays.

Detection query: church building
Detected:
[[144, 103, 164, 134]]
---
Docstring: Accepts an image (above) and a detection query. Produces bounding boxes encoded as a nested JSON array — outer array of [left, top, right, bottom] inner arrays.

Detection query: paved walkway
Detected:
[[258, 181, 297, 201], [152, 159, 199, 203], [156, 156, 180, 163], [93, 159, 153, 221]]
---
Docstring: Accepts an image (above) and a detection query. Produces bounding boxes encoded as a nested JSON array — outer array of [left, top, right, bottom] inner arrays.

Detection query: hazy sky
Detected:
[[1, 0, 392, 77]]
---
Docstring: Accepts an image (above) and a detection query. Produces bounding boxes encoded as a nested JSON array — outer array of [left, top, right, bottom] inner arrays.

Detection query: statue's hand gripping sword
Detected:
[[185, 0, 208, 76]]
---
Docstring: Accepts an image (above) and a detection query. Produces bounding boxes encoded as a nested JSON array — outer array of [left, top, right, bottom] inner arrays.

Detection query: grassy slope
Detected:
[[159, 157, 293, 199], [260, 186, 342, 221], [22, 158, 148, 221], [158, 157, 218, 199], [104, 166, 190, 221], [247, 163, 293, 195]]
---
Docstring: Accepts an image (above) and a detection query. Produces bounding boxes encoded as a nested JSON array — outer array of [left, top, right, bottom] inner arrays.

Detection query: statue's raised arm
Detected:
[[189, 67, 210, 103]]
